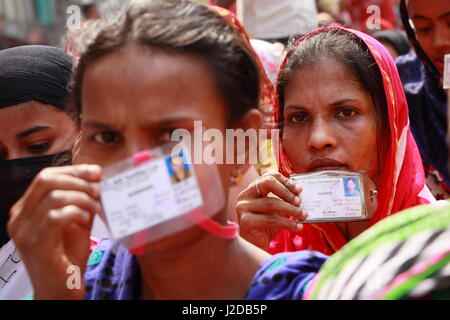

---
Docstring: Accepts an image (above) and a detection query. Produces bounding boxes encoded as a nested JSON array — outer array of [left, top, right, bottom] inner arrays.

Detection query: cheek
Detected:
[[345, 119, 380, 178], [281, 127, 309, 172], [415, 33, 434, 55]]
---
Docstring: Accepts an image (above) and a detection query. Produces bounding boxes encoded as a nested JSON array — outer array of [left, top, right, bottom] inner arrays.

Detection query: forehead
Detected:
[[284, 56, 367, 103], [0, 102, 67, 129], [408, 0, 450, 18], [81, 45, 227, 126]]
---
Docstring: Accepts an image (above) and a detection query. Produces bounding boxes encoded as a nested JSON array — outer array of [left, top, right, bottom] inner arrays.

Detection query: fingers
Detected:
[[41, 190, 102, 216], [237, 197, 307, 220], [6, 165, 101, 300], [9, 204, 92, 252], [240, 211, 304, 232], [13, 165, 102, 221], [48, 164, 103, 181], [24, 165, 102, 199], [9, 189, 100, 235], [240, 171, 303, 205], [48, 205, 93, 230]]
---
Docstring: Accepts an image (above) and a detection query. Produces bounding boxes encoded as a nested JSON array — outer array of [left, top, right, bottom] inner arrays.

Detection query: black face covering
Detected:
[[0, 151, 71, 247]]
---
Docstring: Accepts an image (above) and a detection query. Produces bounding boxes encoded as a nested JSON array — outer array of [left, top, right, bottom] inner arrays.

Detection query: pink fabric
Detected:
[[270, 27, 433, 256]]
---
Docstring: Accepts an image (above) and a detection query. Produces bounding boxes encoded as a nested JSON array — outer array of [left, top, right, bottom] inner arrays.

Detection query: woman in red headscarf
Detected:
[[236, 26, 435, 256]]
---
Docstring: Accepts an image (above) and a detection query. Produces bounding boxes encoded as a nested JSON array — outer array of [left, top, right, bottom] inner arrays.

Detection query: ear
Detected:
[[231, 108, 263, 178]]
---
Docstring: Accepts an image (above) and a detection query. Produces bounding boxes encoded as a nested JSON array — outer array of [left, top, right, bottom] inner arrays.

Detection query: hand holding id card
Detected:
[[290, 170, 378, 223], [98, 142, 226, 250]]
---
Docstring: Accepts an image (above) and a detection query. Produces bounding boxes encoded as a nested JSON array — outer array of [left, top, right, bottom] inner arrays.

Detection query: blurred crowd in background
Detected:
[[0, 0, 406, 54]]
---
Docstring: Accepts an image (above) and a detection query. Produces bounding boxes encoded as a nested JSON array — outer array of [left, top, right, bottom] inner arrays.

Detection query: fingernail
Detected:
[[296, 223, 303, 230], [295, 183, 302, 192], [294, 196, 300, 205], [88, 165, 102, 177], [302, 210, 308, 219]]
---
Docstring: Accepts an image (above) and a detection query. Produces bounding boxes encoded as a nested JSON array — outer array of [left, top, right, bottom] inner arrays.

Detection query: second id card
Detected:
[[444, 54, 450, 89], [100, 152, 203, 240], [290, 171, 369, 223]]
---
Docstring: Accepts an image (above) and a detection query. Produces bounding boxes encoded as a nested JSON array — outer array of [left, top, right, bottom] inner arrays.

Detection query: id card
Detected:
[[444, 54, 450, 89], [100, 152, 203, 240], [290, 171, 370, 223]]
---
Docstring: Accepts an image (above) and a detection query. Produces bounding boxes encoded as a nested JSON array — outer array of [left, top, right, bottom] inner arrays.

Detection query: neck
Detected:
[[336, 220, 369, 241], [137, 229, 269, 300]]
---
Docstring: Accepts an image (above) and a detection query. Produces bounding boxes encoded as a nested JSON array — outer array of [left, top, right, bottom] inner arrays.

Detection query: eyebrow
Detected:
[[83, 121, 115, 130], [285, 99, 359, 111], [16, 126, 51, 139], [412, 12, 450, 20], [83, 117, 195, 130]]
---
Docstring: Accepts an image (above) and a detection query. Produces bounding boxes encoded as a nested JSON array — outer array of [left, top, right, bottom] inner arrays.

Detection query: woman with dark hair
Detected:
[[6, 0, 327, 300], [237, 27, 434, 256], [0, 45, 77, 300], [397, 0, 450, 200], [372, 29, 411, 59]]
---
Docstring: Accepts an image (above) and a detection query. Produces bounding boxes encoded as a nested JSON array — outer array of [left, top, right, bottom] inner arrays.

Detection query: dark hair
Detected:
[[372, 29, 411, 57], [277, 28, 390, 147], [69, 0, 260, 125], [399, 0, 443, 90]]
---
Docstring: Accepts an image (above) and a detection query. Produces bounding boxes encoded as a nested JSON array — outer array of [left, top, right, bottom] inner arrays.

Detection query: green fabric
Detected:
[[264, 256, 287, 274], [87, 250, 104, 267], [309, 201, 450, 299], [382, 253, 450, 300]]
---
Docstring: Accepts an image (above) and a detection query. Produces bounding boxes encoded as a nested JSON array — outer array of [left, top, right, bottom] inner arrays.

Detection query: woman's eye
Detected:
[[288, 112, 308, 124], [336, 108, 357, 119], [92, 131, 122, 146], [414, 24, 432, 33], [416, 28, 431, 34], [26, 141, 51, 153], [161, 129, 176, 141]]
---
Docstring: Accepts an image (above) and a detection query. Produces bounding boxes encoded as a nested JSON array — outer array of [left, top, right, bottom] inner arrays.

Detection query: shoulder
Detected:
[[84, 239, 140, 300], [245, 251, 328, 300]]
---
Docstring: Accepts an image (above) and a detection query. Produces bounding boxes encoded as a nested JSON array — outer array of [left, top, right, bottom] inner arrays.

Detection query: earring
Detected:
[[230, 169, 243, 186]]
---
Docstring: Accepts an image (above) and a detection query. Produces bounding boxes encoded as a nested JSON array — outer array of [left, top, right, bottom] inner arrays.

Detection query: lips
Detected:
[[307, 158, 346, 172]]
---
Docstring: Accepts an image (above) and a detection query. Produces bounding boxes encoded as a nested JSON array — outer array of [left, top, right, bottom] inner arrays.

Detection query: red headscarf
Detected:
[[270, 27, 435, 256]]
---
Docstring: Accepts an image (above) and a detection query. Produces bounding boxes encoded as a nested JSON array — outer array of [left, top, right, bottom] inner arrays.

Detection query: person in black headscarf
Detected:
[[0, 45, 76, 299], [396, 0, 450, 200], [372, 29, 411, 59]]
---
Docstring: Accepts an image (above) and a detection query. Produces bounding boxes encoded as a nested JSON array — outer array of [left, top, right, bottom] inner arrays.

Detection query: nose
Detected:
[[307, 117, 337, 152], [123, 135, 159, 160]]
